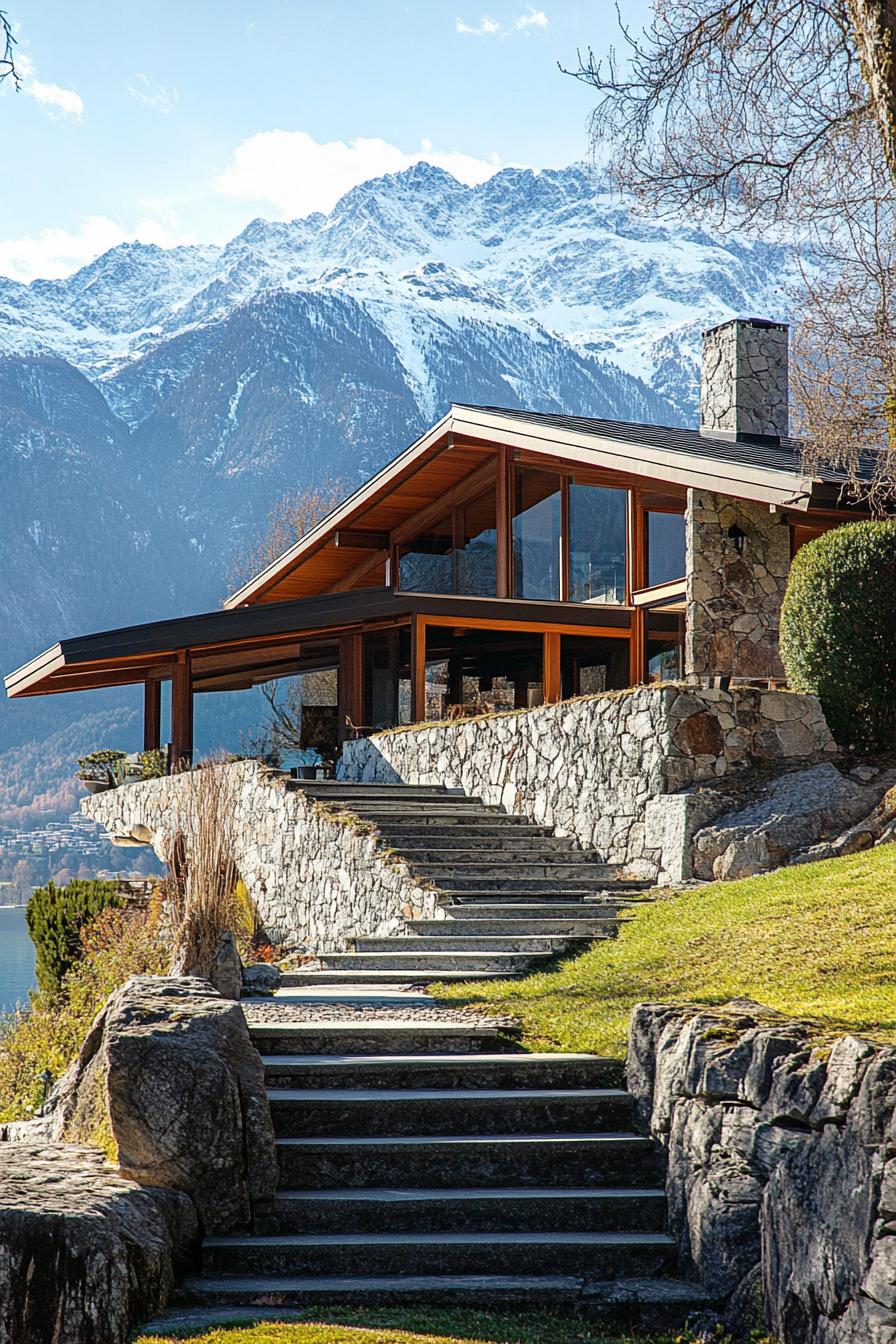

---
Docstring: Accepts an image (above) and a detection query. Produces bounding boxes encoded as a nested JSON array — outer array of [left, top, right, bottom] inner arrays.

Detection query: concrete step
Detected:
[[261, 1052, 623, 1091], [170, 1274, 720, 1324], [201, 1229, 676, 1279], [363, 813, 540, 828], [250, 1021, 517, 1057], [416, 863, 630, 881], [257, 1185, 665, 1234], [350, 935, 602, 953], [276, 1132, 662, 1189], [335, 806, 508, 821], [316, 951, 554, 973], [278, 970, 521, 986], [405, 917, 618, 937], [267, 1087, 633, 1138]]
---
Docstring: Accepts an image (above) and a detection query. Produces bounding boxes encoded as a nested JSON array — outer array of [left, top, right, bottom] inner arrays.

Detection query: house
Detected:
[[4, 317, 878, 763]]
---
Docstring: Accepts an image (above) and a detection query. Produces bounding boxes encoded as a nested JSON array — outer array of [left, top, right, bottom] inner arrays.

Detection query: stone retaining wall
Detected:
[[82, 761, 445, 950], [341, 684, 835, 875], [628, 1000, 896, 1343]]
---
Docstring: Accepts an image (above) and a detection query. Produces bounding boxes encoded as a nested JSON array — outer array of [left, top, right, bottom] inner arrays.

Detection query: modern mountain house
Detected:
[[4, 318, 878, 764]]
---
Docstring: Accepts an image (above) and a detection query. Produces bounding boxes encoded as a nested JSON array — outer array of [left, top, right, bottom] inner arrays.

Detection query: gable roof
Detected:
[[224, 402, 835, 609]]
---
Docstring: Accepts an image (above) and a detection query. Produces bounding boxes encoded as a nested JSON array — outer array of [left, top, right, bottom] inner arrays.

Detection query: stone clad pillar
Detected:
[[700, 317, 789, 440], [685, 489, 791, 679]]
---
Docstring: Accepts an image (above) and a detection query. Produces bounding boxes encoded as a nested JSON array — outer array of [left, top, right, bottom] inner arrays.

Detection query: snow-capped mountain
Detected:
[[0, 162, 794, 817]]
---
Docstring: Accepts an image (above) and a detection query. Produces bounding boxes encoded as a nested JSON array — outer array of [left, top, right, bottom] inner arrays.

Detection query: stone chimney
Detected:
[[700, 317, 789, 441]]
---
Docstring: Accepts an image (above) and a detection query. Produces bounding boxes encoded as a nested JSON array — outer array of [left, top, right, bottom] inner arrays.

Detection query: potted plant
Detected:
[[77, 749, 128, 793]]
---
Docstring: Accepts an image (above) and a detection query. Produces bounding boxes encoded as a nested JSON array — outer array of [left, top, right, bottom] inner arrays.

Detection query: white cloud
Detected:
[[128, 74, 179, 113], [456, 14, 501, 35], [456, 8, 547, 36], [515, 7, 548, 30], [214, 130, 504, 218], [16, 53, 83, 119], [0, 213, 195, 283]]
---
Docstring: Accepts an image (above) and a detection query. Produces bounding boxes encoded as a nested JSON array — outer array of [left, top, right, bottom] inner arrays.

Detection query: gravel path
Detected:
[[241, 998, 518, 1029]]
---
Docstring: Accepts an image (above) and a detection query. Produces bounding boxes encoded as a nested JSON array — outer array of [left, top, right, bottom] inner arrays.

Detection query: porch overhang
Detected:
[[4, 590, 633, 700]]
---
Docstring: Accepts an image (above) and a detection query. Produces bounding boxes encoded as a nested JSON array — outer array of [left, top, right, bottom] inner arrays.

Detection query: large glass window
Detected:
[[568, 483, 627, 604], [397, 491, 497, 596], [646, 512, 686, 587], [512, 469, 561, 600]]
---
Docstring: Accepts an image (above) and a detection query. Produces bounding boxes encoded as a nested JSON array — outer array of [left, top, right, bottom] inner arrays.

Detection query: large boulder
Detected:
[[691, 764, 890, 880], [49, 975, 277, 1233], [628, 999, 896, 1343], [0, 1141, 197, 1344]]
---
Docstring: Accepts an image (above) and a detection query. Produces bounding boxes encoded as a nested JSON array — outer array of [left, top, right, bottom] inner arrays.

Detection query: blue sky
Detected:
[[0, 1, 652, 281]]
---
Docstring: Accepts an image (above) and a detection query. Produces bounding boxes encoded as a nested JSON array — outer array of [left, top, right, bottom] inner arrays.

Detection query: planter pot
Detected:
[[81, 778, 113, 794]]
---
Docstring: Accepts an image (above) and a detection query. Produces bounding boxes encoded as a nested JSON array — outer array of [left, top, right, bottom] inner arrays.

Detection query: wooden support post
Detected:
[[170, 652, 193, 769], [143, 679, 161, 752], [338, 633, 364, 741], [410, 617, 427, 723], [543, 631, 561, 704], [630, 608, 647, 685], [496, 445, 512, 598]]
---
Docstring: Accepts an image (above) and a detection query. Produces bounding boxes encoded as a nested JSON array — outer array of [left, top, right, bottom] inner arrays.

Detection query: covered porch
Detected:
[[4, 589, 681, 767]]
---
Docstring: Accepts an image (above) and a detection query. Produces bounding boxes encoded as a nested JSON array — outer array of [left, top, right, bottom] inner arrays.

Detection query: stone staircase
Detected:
[[278, 781, 655, 988], [171, 1016, 715, 1325]]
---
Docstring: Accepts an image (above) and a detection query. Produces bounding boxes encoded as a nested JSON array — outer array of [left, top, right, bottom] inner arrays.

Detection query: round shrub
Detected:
[[780, 520, 896, 750]]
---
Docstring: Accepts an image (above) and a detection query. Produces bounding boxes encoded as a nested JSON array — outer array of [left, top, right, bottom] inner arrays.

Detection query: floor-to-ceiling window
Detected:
[[646, 511, 686, 587], [397, 491, 497, 596], [568, 482, 627, 603], [512, 468, 562, 600]]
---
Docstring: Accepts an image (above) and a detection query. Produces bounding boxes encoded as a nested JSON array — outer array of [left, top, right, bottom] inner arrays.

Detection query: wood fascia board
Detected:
[[223, 414, 457, 608], [449, 407, 815, 510], [632, 578, 688, 608], [4, 644, 65, 697]]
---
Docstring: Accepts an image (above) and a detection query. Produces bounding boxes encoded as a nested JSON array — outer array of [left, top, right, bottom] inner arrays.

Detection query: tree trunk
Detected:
[[849, 0, 896, 188]]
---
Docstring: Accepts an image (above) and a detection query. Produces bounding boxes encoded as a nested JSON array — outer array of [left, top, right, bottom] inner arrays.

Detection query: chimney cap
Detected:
[[702, 315, 789, 339]]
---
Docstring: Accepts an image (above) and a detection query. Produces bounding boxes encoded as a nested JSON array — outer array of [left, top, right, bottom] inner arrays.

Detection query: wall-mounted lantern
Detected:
[[727, 524, 746, 555]]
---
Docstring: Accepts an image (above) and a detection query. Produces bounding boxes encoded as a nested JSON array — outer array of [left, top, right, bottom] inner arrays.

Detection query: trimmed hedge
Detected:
[[780, 520, 896, 750], [26, 879, 123, 994]]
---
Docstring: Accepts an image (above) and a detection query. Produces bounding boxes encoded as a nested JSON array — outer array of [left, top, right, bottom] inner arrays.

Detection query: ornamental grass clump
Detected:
[[164, 755, 243, 980], [780, 520, 896, 750]]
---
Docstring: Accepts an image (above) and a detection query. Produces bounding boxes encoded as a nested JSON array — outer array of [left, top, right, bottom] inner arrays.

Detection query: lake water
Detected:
[[0, 906, 35, 1013]]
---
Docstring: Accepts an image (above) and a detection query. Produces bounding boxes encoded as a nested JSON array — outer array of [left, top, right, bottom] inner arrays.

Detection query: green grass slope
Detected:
[[436, 847, 896, 1056]]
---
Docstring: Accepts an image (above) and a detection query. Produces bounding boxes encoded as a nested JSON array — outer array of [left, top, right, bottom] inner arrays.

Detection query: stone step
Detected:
[[373, 826, 568, 844], [350, 935, 603, 953], [267, 1087, 634, 1138], [405, 918, 618, 936], [393, 850, 614, 869], [415, 862, 629, 880], [257, 1185, 665, 1235], [170, 1274, 719, 1324], [201, 1229, 676, 1280], [439, 879, 651, 895], [261, 1052, 623, 1091], [338, 809, 511, 823], [250, 1021, 516, 1057], [444, 902, 634, 919], [316, 951, 554, 973], [278, 970, 521, 986], [291, 784, 473, 800], [360, 813, 540, 828], [276, 1132, 662, 1189]]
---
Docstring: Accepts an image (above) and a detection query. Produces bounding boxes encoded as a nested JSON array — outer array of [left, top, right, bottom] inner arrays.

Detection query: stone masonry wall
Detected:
[[341, 683, 835, 875], [82, 761, 446, 951], [628, 1000, 896, 1343], [685, 489, 791, 680]]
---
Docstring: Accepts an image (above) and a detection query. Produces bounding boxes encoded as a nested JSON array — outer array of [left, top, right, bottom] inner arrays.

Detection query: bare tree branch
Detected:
[[0, 10, 20, 91]]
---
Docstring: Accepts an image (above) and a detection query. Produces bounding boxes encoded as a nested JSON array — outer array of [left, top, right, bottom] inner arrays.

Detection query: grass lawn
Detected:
[[435, 846, 896, 1057], [134, 1306, 717, 1343]]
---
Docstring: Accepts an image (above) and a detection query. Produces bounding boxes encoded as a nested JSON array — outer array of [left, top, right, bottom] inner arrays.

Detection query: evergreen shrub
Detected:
[[780, 520, 896, 750], [26, 878, 123, 994]]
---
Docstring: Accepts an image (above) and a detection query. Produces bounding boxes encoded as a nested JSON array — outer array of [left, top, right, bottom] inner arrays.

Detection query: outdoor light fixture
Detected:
[[727, 524, 746, 554]]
